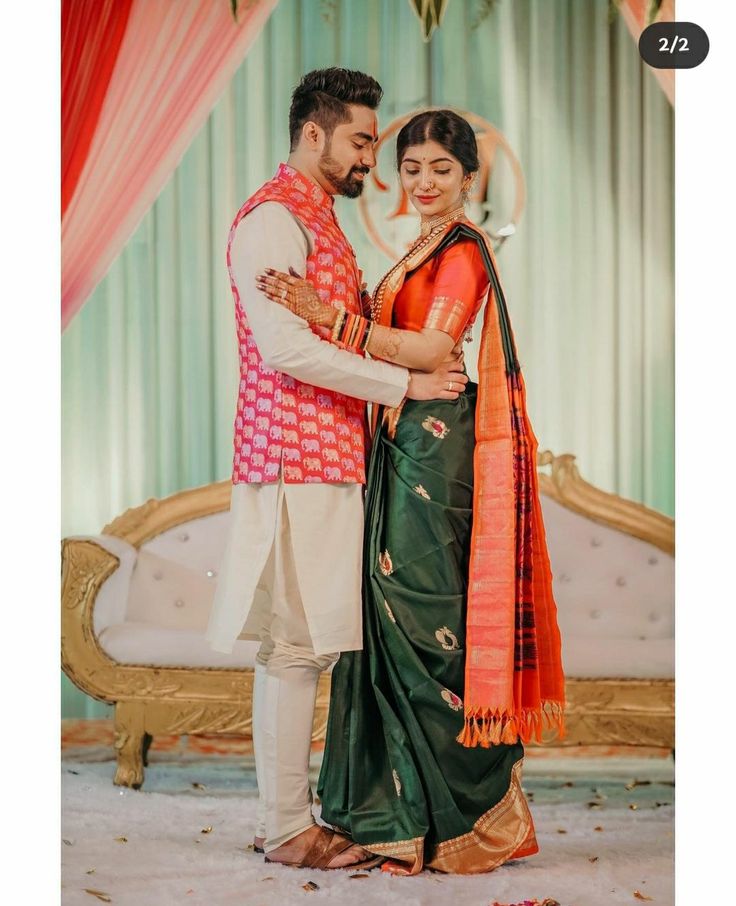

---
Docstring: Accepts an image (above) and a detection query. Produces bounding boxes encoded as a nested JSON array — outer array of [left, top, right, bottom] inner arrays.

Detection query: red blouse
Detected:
[[391, 238, 489, 342]]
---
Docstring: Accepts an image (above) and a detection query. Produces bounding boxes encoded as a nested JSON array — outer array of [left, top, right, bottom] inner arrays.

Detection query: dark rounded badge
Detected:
[[639, 22, 709, 69]]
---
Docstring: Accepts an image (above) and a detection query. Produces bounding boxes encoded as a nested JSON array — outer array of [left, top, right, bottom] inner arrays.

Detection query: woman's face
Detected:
[[399, 139, 466, 219]]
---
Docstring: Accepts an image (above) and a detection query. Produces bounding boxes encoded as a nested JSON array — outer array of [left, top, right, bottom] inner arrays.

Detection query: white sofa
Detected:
[[61, 451, 674, 787]]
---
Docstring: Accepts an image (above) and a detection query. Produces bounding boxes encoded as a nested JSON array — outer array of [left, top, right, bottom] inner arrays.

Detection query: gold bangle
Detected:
[[362, 321, 374, 353], [331, 307, 346, 342]]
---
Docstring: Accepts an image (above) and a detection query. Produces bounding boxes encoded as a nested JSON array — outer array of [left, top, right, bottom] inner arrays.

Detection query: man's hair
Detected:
[[288, 68, 383, 151]]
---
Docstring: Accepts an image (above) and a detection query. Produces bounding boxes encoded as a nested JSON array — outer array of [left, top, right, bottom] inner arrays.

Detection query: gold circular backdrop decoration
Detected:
[[358, 109, 525, 262]]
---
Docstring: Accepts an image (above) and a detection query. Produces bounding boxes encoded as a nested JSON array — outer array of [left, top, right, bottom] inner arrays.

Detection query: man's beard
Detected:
[[318, 146, 368, 198]]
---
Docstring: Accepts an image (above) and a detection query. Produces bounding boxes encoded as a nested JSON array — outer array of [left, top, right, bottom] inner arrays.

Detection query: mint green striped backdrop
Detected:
[[61, 0, 673, 717]]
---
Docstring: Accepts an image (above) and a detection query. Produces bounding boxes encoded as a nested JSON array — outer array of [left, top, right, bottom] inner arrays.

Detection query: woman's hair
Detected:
[[396, 109, 479, 175]]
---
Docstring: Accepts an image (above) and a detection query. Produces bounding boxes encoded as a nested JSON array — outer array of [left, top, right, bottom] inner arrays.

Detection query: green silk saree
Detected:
[[317, 386, 537, 873]]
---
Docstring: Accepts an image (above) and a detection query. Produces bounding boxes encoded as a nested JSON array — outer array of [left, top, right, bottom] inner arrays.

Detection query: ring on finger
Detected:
[[280, 287, 287, 300], [447, 381, 453, 391]]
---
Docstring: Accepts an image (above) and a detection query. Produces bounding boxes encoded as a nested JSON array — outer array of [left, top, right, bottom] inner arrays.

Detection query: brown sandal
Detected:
[[264, 825, 383, 871]]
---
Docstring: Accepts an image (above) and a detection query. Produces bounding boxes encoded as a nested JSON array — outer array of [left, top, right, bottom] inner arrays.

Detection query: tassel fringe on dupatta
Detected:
[[430, 223, 566, 747]]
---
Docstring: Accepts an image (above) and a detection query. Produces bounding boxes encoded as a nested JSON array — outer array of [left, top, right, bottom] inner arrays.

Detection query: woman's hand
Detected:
[[255, 268, 337, 328]]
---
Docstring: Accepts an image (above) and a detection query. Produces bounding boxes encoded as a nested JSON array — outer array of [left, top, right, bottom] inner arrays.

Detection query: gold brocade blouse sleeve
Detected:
[[423, 239, 489, 343]]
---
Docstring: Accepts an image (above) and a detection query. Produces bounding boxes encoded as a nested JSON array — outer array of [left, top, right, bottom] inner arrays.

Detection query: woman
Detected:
[[256, 109, 565, 875]]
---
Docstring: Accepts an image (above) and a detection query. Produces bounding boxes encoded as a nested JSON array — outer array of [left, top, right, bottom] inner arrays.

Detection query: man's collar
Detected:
[[277, 163, 334, 209]]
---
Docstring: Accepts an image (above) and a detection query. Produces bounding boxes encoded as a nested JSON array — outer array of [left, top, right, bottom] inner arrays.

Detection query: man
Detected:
[[206, 68, 467, 870]]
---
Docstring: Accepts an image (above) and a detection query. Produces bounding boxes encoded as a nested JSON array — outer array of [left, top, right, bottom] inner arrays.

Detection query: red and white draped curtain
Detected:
[[61, 0, 278, 329]]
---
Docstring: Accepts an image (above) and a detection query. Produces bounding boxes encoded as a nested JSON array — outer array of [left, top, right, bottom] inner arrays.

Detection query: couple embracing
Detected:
[[205, 67, 565, 876]]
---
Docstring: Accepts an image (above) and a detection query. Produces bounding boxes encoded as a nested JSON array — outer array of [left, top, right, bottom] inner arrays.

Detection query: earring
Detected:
[[461, 177, 473, 203]]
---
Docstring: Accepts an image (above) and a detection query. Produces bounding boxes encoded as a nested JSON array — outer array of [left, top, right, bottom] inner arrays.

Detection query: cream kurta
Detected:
[[205, 202, 408, 656]]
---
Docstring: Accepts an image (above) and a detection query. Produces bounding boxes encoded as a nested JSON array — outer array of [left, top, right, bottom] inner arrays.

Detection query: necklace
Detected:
[[419, 203, 466, 237], [371, 205, 467, 322]]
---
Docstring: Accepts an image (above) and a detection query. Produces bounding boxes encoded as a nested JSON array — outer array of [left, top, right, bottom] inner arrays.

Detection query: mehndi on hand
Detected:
[[255, 267, 335, 328]]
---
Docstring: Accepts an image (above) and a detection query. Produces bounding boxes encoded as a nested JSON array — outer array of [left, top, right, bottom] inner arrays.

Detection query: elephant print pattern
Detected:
[[228, 164, 367, 485]]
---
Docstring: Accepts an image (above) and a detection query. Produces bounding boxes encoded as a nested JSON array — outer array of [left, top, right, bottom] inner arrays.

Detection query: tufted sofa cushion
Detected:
[[540, 496, 674, 679], [90, 494, 674, 679], [557, 638, 672, 679], [142, 512, 231, 575], [97, 622, 261, 669], [126, 549, 217, 632]]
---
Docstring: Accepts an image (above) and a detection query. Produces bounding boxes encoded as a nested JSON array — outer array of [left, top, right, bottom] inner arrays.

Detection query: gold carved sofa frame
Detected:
[[61, 451, 674, 788]]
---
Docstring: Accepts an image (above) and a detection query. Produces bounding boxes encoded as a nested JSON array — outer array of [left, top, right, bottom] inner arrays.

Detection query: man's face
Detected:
[[318, 104, 378, 198]]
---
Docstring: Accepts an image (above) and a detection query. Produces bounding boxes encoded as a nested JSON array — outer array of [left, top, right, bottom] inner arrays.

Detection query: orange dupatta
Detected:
[[371, 217, 566, 747]]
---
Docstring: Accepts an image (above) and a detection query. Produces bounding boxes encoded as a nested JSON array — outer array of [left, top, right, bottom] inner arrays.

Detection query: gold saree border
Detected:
[[381, 398, 407, 440], [363, 836, 425, 876], [360, 759, 533, 875], [424, 295, 471, 343], [426, 759, 533, 873]]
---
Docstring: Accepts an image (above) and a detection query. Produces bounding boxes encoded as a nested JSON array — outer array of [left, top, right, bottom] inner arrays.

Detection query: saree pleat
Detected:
[[317, 385, 534, 873]]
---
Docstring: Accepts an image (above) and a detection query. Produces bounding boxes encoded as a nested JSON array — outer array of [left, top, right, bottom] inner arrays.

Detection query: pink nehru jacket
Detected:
[[228, 164, 367, 484]]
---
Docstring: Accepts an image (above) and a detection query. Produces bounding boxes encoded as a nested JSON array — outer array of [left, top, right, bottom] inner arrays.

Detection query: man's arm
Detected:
[[231, 203, 409, 408]]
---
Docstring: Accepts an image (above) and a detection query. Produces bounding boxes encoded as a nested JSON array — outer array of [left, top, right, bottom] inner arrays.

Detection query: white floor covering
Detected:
[[61, 752, 674, 906]]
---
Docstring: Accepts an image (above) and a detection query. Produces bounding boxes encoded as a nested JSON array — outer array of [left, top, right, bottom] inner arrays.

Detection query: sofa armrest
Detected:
[[65, 534, 138, 636], [61, 536, 136, 703]]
